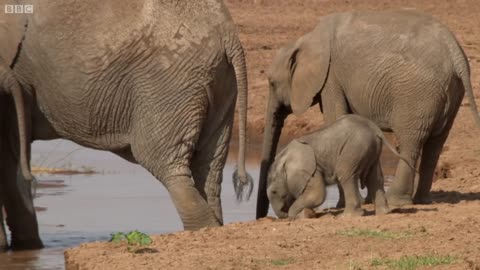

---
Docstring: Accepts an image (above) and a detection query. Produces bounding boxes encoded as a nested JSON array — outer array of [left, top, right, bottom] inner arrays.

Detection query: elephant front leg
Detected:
[[336, 183, 345, 208], [320, 85, 350, 124], [289, 172, 326, 219], [322, 88, 351, 209], [337, 174, 364, 217], [287, 196, 306, 219]]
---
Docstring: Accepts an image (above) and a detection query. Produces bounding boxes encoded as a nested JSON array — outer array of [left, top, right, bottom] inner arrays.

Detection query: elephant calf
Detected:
[[267, 115, 408, 218]]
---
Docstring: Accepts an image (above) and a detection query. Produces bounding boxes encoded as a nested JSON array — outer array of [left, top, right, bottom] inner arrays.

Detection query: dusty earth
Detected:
[[65, 0, 480, 269]]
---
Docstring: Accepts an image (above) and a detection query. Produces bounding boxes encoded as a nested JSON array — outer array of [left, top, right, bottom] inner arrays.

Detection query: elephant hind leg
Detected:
[[366, 163, 390, 215], [414, 95, 461, 204], [190, 120, 233, 225], [164, 175, 221, 230], [386, 131, 427, 207], [130, 141, 221, 230], [191, 74, 237, 224], [338, 176, 364, 217], [335, 164, 364, 217], [414, 128, 452, 204]]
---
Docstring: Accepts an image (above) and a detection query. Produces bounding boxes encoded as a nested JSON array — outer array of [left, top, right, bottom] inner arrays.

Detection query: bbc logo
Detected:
[[4, 5, 33, 14]]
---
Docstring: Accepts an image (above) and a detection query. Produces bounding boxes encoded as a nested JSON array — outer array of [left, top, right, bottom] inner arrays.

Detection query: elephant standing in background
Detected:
[[0, 0, 252, 251], [255, 9, 480, 219]]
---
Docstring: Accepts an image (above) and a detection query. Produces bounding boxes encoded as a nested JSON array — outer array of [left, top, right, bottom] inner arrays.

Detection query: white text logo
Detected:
[[4, 5, 33, 14]]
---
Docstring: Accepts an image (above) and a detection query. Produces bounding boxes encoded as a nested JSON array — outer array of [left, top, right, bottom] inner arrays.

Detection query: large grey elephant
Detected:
[[255, 9, 480, 219], [0, 0, 252, 251], [267, 115, 411, 219]]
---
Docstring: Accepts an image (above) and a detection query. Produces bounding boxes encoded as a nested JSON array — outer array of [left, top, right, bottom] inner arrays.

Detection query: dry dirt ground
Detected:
[[65, 0, 480, 269]]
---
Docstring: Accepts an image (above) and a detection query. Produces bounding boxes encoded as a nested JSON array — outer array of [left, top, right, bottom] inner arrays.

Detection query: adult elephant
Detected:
[[0, 0, 252, 251], [255, 9, 480, 219]]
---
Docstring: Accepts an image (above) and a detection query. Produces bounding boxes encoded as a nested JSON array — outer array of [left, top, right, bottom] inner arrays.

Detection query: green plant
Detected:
[[109, 230, 153, 252], [371, 254, 455, 270], [270, 258, 294, 266], [337, 229, 415, 240]]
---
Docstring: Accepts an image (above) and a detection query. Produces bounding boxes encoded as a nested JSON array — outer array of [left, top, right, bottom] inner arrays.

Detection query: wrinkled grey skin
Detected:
[[0, 0, 252, 251], [257, 9, 479, 218], [267, 115, 402, 218]]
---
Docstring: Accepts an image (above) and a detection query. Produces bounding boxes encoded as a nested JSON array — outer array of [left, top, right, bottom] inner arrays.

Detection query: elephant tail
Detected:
[[0, 63, 34, 182], [228, 37, 253, 202], [366, 119, 417, 172], [457, 58, 480, 127], [377, 135, 416, 172]]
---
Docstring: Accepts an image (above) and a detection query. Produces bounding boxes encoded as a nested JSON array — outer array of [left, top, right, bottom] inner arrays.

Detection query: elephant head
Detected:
[[257, 19, 332, 218], [266, 140, 316, 218]]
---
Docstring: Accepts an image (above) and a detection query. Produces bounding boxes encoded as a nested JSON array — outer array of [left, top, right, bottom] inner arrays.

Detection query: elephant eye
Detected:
[[272, 190, 277, 195]]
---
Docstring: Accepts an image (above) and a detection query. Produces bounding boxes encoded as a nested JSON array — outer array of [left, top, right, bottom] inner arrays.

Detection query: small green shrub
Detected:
[[371, 254, 455, 270], [109, 230, 153, 252], [337, 229, 415, 240], [270, 258, 294, 266]]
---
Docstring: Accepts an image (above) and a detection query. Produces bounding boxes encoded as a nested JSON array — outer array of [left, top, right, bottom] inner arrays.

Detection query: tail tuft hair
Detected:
[[232, 166, 254, 202]]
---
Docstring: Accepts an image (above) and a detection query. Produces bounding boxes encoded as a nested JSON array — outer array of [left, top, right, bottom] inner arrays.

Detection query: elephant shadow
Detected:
[[431, 190, 480, 204], [306, 189, 480, 218], [312, 206, 438, 218], [389, 207, 438, 214]]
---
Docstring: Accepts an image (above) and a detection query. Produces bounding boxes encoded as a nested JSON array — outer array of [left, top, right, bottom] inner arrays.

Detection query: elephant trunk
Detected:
[[256, 94, 287, 219], [0, 64, 33, 182], [228, 37, 254, 202]]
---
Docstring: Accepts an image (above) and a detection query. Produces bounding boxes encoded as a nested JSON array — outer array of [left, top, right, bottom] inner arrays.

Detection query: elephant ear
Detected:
[[0, 6, 28, 65], [289, 22, 332, 116], [284, 140, 316, 198]]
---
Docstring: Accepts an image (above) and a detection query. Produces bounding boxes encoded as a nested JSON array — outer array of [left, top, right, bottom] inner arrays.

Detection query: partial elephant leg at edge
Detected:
[[164, 175, 221, 230], [1, 145, 42, 250], [0, 203, 7, 251]]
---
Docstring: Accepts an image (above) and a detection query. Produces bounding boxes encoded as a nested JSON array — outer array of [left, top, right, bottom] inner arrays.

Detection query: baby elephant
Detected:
[[267, 114, 409, 218]]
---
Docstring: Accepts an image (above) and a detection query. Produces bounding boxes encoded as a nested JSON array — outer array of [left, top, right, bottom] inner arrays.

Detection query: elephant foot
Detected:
[[341, 208, 365, 217], [364, 195, 373, 205], [11, 237, 44, 251], [385, 192, 413, 208], [375, 205, 391, 215], [184, 218, 221, 231], [413, 193, 433, 205], [298, 208, 316, 219], [0, 233, 7, 252], [336, 199, 345, 209]]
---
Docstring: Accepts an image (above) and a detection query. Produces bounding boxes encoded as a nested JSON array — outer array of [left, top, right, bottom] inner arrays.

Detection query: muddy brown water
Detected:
[[0, 140, 398, 270]]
